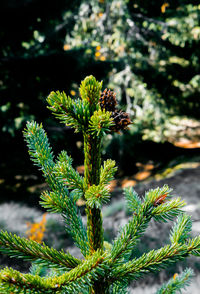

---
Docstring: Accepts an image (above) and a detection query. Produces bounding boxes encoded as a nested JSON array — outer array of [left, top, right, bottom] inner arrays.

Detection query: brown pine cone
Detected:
[[111, 111, 132, 132], [99, 88, 117, 112]]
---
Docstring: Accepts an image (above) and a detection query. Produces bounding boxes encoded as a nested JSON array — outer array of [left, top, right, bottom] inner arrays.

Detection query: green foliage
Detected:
[[156, 268, 194, 294], [23, 121, 89, 256], [80, 75, 103, 107], [47, 91, 91, 132], [170, 213, 192, 244], [0, 250, 106, 294], [100, 159, 117, 186], [109, 185, 185, 264], [0, 231, 80, 270], [89, 109, 113, 137], [85, 184, 110, 209], [0, 76, 200, 293], [54, 150, 84, 199], [124, 187, 142, 213]]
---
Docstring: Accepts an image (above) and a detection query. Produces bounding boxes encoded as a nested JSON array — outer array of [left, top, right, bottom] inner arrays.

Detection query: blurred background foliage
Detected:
[[0, 0, 200, 204]]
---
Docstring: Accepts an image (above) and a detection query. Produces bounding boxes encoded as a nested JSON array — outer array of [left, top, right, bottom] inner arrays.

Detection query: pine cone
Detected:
[[99, 88, 117, 112], [111, 111, 132, 132]]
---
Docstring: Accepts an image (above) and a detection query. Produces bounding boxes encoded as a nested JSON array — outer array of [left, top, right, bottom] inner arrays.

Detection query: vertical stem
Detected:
[[84, 133, 101, 187], [84, 132, 104, 255]]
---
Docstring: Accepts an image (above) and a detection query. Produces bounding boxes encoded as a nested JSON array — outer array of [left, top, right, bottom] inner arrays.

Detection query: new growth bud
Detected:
[[80, 75, 102, 107]]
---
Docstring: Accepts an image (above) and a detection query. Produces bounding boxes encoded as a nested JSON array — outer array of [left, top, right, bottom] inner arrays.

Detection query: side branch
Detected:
[[109, 186, 185, 263], [111, 237, 200, 282], [0, 231, 81, 270], [24, 121, 89, 256], [0, 251, 106, 293]]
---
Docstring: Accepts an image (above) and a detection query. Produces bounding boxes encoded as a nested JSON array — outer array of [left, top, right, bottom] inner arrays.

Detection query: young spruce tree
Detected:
[[0, 75, 200, 293]]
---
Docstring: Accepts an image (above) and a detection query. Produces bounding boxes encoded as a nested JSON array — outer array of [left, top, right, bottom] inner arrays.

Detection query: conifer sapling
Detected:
[[0, 75, 200, 293]]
